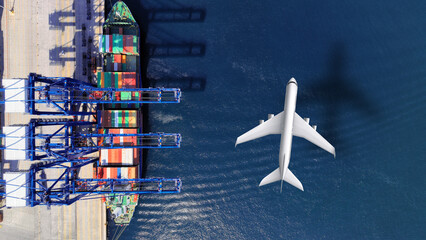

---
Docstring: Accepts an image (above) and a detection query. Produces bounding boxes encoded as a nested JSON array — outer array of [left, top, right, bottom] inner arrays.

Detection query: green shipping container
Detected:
[[133, 36, 138, 54], [101, 110, 139, 128], [97, 72, 102, 88], [113, 34, 124, 53], [121, 92, 132, 100]]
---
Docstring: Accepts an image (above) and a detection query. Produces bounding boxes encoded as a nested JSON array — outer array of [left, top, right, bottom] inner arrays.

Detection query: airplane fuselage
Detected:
[[279, 79, 298, 181], [235, 77, 335, 191]]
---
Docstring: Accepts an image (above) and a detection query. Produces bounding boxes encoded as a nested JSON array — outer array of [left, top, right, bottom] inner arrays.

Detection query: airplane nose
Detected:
[[288, 78, 297, 86]]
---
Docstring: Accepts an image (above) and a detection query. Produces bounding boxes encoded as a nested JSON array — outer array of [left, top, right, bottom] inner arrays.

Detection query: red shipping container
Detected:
[[114, 54, 122, 63], [109, 35, 113, 52], [123, 35, 133, 53], [99, 128, 140, 166], [122, 72, 137, 88], [97, 166, 138, 179]]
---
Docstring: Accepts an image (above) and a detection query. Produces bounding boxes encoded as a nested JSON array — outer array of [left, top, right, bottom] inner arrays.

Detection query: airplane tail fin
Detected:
[[259, 168, 304, 191]]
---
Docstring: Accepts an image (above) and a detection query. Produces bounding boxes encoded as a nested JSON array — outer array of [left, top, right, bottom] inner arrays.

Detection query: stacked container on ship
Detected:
[[94, 1, 141, 225]]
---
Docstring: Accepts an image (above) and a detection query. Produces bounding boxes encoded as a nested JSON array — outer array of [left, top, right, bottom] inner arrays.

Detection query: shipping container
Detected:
[[99, 34, 139, 55], [97, 72, 138, 88], [102, 54, 136, 73], [98, 128, 139, 146], [123, 35, 132, 53], [98, 128, 140, 166], [96, 166, 139, 179], [114, 54, 122, 63], [122, 72, 137, 88], [125, 55, 137, 72], [99, 148, 140, 166], [99, 110, 140, 128], [96, 72, 141, 108]]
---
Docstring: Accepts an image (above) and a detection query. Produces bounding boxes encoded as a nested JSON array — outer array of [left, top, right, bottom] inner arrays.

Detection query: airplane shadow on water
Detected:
[[297, 44, 380, 157]]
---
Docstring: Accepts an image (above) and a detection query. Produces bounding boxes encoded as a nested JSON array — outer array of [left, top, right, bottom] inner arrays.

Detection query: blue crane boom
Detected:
[[0, 159, 181, 207], [0, 119, 181, 161], [0, 73, 181, 115]]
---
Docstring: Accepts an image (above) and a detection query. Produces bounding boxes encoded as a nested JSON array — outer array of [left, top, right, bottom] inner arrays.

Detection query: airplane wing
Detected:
[[293, 112, 336, 157], [235, 111, 284, 146]]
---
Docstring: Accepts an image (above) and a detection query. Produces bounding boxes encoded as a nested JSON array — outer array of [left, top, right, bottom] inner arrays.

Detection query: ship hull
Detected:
[[95, 1, 141, 226]]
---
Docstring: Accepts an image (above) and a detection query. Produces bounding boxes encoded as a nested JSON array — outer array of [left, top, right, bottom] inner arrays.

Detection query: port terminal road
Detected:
[[0, 0, 106, 239]]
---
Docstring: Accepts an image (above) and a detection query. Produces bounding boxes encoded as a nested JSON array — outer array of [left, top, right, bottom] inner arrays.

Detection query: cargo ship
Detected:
[[94, 1, 141, 225]]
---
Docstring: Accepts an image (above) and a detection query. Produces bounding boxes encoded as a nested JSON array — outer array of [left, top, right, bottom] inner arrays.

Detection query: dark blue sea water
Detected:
[[110, 0, 426, 239]]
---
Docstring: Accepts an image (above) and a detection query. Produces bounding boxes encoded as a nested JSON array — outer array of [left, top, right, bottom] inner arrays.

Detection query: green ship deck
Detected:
[[105, 1, 138, 27], [105, 194, 139, 225]]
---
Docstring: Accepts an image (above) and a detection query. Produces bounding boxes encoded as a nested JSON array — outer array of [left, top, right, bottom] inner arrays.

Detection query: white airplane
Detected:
[[235, 78, 335, 192]]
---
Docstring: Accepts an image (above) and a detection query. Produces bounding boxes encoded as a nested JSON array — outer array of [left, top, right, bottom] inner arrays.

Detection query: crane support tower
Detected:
[[0, 119, 181, 162], [0, 73, 181, 115], [0, 159, 181, 208]]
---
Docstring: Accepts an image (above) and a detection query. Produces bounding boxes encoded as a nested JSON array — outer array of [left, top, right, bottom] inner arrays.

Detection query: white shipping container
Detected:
[[5, 172, 30, 207], [3, 126, 29, 160], [3, 79, 27, 113]]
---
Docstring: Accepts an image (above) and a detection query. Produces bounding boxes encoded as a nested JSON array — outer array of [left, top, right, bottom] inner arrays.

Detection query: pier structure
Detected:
[[1, 73, 181, 116], [0, 158, 181, 208], [0, 71, 183, 229], [0, 74, 183, 233], [0, 0, 184, 238], [0, 118, 181, 162], [0, 0, 111, 239]]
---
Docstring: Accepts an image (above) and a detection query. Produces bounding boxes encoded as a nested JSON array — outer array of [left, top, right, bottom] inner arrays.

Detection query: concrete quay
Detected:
[[0, 0, 106, 239]]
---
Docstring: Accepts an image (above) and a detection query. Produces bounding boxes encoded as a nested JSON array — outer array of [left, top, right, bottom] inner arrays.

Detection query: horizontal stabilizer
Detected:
[[283, 169, 304, 191], [259, 168, 304, 191], [259, 168, 281, 186]]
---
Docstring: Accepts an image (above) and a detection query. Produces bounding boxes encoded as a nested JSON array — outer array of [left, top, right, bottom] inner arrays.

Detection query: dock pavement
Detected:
[[0, 0, 106, 239]]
